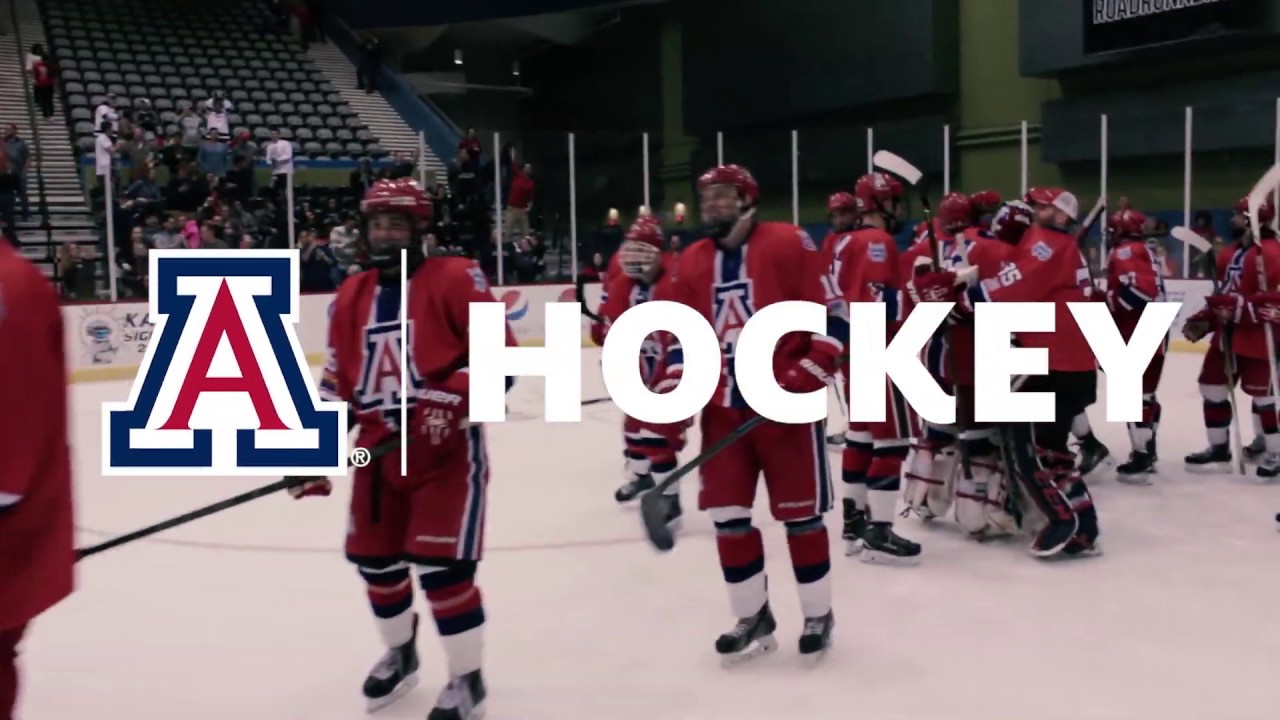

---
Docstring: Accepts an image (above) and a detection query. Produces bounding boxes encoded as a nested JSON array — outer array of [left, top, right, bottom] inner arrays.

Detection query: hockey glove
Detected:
[[1245, 292, 1280, 325], [1206, 293, 1246, 326], [590, 319, 608, 347], [287, 476, 333, 499], [1182, 307, 1212, 342], [905, 270, 960, 305], [778, 338, 843, 394]]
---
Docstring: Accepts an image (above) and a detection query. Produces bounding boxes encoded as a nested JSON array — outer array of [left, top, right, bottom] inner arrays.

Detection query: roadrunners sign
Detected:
[[102, 250, 348, 476]]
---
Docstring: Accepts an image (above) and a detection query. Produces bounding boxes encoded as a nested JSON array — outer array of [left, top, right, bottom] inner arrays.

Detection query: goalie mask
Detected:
[[360, 178, 433, 277], [990, 200, 1034, 245], [619, 217, 666, 280]]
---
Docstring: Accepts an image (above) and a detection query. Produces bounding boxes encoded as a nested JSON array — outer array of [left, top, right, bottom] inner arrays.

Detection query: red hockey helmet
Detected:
[[937, 192, 972, 231], [827, 191, 857, 213], [991, 200, 1034, 244], [620, 217, 665, 278], [1024, 186, 1079, 221], [697, 164, 759, 207], [969, 190, 1002, 215], [1107, 209, 1147, 243], [1234, 195, 1277, 225], [361, 178, 433, 222], [853, 172, 904, 214]]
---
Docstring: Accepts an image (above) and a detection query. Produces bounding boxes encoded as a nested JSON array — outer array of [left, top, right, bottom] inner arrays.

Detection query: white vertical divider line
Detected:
[[1020, 121, 1029, 195], [1099, 114, 1108, 272], [400, 248, 408, 477], [866, 127, 873, 173], [1183, 106, 1193, 278], [104, 169, 118, 301], [417, 131, 427, 188], [942, 124, 951, 195], [493, 131, 504, 285], [790, 130, 799, 225], [569, 132, 577, 281], [716, 131, 723, 165], [642, 132, 651, 212]]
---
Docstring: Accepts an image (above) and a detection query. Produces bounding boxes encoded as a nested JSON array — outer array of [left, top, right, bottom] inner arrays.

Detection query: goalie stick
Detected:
[[641, 415, 767, 552], [872, 150, 974, 479]]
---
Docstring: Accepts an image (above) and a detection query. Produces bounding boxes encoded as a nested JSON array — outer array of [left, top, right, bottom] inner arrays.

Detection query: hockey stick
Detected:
[[1202, 222, 1248, 474], [1170, 226, 1214, 254], [872, 150, 974, 479], [640, 414, 767, 552], [1247, 164, 1280, 243]]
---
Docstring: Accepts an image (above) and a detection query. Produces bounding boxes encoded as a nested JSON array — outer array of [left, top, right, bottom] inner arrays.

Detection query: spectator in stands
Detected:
[[28, 45, 56, 120], [580, 252, 606, 282], [179, 106, 203, 153], [3, 126, 29, 221], [300, 229, 337, 291], [460, 129, 482, 161], [58, 244, 92, 300], [122, 127, 154, 185], [0, 148, 15, 247], [389, 152, 415, 180], [350, 156, 376, 195], [94, 94, 119, 134], [512, 234, 544, 283], [159, 131, 186, 173], [449, 148, 480, 207], [165, 165, 202, 212], [116, 227, 149, 298], [230, 128, 257, 165], [197, 130, 231, 179], [306, 0, 327, 42], [94, 120, 120, 189], [329, 213, 360, 274], [122, 175, 163, 227], [506, 163, 534, 239], [292, 1, 314, 50], [357, 37, 382, 94], [151, 216, 183, 250], [198, 221, 228, 250], [203, 91, 233, 140], [225, 155, 256, 204], [265, 127, 293, 196], [499, 142, 516, 197]]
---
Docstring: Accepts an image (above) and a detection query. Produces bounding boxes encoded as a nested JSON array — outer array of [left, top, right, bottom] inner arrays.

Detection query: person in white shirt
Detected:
[[94, 120, 120, 187], [203, 91, 233, 139], [93, 94, 119, 134], [264, 127, 293, 196]]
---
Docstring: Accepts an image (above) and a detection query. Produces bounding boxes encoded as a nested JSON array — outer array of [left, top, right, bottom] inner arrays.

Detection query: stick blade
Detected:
[[1170, 226, 1212, 252], [872, 150, 923, 186], [1248, 164, 1280, 240], [640, 492, 676, 552]]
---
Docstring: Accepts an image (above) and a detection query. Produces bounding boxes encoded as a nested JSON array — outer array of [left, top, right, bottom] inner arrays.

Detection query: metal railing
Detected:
[[7, 0, 55, 276]]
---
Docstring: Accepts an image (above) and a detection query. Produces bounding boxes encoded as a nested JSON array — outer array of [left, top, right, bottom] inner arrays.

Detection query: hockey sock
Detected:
[[1201, 384, 1232, 446], [358, 563, 415, 648], [841, 429, 873, 508], [418, 563, 485, 677], [866, 444, 907, 523], [1127, 393, 1161, 450], [710, 509, 767, 619], [652, 457, 679, 495], [1070, 412, 1092, 440], [784, 517, 831, 618], [1254, 399, 1280, 452], [1254, 409, 1265, 443]]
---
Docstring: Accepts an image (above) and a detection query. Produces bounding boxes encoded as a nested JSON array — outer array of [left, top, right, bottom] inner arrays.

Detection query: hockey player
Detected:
[[1183, 197, 1272, 472], [1193, 197, 1280, 477], [289, 178, 514, 719], [970, 190, 1003, 232], [0, 241, 74, 720], [1103, 208, 1168, 482], [902, 200, 1027, 538], [657, 164, 847, 663], [913, 187, 1101, 557], [591, 217, 686, 523], [831, 172, 921, 564]]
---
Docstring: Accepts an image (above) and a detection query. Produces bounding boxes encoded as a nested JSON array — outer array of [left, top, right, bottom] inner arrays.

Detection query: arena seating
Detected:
[[44, 0, 389, 161]]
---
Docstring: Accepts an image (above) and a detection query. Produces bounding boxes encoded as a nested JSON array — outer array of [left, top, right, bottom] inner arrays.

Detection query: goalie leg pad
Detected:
[[902, 427, 957, 520]]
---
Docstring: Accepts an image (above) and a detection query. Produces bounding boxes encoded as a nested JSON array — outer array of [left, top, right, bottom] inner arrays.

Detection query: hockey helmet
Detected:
[[853, 172, 904, 215], [361, 178, 433, 271], [937, 192, 972, 231], [619, 216, 665, 279], [697, 164, 760, 208], [1234, 195, 1277, 226]]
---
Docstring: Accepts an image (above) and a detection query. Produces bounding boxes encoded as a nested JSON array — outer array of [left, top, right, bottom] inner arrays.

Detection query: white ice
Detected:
[[21, 349, 1280, 719]]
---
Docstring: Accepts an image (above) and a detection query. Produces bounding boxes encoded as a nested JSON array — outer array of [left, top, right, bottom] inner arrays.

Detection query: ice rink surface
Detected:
[[21, 349, 1280, 719]]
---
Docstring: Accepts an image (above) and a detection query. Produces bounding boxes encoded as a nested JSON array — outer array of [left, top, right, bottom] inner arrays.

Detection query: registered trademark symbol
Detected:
[[349, 447, 371, 467]]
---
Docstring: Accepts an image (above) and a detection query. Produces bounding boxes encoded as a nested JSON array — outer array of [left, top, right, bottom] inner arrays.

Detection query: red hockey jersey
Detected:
[[321, 257, 517, 451], [0, 243, 74, 630], [968, 224, 1096, 372], [1105, 239, 1167, 341], [1229, 239, 1280, 359], [940, 228, 1017, 385], [666, 222, 844, 408], [593, 253, 679, 387]]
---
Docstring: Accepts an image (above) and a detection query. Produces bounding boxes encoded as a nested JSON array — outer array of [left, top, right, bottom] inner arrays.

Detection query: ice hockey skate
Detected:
[[841, 499, 869, 556], [715, 603, 778, 667], [1076, 434, 1112, 477], [1116, 450, 1157, 485], [798, 611, 834, 665], [1184, 444, 1233, 474], [859, 522, 921, 566], [614, 471, 655, 503], [427, 670, 486, 720], [363, 614, 420, 712]]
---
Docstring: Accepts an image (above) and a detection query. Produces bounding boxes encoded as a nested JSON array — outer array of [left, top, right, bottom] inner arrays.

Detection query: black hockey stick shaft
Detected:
[[641, 414, 767, 551], [76, 435, 404, 561], [575, 274, 603, 323]]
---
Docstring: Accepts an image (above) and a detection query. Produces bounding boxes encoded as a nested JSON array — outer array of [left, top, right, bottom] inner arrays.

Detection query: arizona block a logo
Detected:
[[102, 250, 348, 476]]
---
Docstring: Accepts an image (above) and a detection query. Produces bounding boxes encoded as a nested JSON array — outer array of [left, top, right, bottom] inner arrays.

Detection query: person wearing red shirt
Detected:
[[0, 241, 75, 720], [29, 45, 56, 120], [505, 163, 535, 239]]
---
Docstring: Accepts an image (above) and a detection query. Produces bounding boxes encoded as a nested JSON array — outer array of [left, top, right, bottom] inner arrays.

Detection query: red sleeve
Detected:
[[0, 270, 59, 501], [975, 232, 1072, 304], [1110, 243, 1160, 310], [450, 261, 517, 352], [788, 227, 847, 351]]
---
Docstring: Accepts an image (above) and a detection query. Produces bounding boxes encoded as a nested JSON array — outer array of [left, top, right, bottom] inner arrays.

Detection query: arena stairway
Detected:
[[3, 0, 98, 279]]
